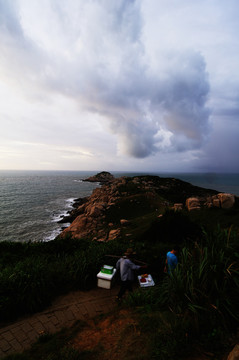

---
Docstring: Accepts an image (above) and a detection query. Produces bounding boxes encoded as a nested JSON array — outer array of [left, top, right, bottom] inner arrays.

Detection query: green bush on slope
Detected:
[[126, 227, 239, 358], [0, 236, 129, 323]]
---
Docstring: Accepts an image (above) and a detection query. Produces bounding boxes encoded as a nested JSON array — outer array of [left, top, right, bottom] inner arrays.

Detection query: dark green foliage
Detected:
[[117, 178, 145, 195], [105, 193, 164, 223], [0, 257, 58, 319], [140, 209, 202, 244], [188, 207, 239, 233], [135, 175, 218, 203], [125, 227, 239, 358], [0, 237, 129, 323], [145, 312, 192, 360], [1, 227, 238, 359]]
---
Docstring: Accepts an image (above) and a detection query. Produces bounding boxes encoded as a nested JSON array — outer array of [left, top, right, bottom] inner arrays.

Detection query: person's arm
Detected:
[[116, 258, 121, 271], [164, 257, 168, 273], [127, 259, 141, 271]]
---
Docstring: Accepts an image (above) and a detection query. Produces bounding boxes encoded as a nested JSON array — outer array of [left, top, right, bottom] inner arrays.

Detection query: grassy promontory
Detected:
[[1, 175, 239, 359]]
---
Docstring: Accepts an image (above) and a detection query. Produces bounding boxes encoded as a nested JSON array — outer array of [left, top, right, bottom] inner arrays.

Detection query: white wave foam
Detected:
[[66, 198, 76, 208], [43, 221, 71, 241], [43, 228, 62, 242], [51, 197, 76, 223], [51, 211, 68, 223]]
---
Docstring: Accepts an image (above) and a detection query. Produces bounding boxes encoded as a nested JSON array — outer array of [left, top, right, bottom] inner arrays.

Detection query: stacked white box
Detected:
[[97, 268, 117, 289]]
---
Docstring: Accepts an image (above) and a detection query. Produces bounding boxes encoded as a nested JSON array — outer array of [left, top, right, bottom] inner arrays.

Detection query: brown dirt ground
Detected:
[[70, 309, 150, 360], [70, 308, 229, 360]]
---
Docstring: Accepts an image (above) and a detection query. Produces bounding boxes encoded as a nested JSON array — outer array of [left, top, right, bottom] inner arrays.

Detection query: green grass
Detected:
[[0, 237, 129, 323], [124, 226, 239, 359], [188, 206, 239, 233], [104, 192, 165, 224], [138, 208, 202, 244]]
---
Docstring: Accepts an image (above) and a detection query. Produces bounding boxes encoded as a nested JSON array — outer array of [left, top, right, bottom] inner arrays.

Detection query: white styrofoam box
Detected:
[[97, 268, 116, 289]]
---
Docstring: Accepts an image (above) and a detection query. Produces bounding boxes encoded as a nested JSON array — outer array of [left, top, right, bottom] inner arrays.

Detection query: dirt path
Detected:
[[0, 285, 120, 359], [0, 284, 233, 360]]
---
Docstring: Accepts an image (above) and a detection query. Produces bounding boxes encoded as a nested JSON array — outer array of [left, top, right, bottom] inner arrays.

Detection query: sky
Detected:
[[0, 0, 239, 173]]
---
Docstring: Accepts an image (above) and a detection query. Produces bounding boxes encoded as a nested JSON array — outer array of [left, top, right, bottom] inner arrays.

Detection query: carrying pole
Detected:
[[105, 254, 148, 266]]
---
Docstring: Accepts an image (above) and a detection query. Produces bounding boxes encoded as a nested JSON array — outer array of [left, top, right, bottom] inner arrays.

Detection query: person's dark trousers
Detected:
[[117, 280, 133, 299]]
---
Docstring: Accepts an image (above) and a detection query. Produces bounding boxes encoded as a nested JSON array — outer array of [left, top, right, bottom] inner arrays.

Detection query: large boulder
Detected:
[[218, 193, 235, 209], [227, 344, 239, 360], [108, 229, 121, 240], [186, 197, 201, 211], [66, 215, 87, 233]]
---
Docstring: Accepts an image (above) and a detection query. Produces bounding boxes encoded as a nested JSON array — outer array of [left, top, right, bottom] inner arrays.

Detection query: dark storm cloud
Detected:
[[195, 119, 239, 173], [86, 49, 210, 157]]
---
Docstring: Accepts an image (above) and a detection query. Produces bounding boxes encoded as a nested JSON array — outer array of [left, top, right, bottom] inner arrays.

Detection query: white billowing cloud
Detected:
[[0, 0, 210, 159], [0, 0, 238, 171]]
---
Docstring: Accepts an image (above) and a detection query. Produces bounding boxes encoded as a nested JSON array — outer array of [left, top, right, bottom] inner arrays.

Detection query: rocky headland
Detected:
[[59, 172, 238, 242], [82, 171, 115, 184]]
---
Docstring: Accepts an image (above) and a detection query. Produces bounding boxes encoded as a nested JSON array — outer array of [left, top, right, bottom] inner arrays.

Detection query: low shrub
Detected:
[[0, 236, 129, 322], [159, 228, 239, 331], [125, 227, 239, 357], [140, 209, 202, 245]]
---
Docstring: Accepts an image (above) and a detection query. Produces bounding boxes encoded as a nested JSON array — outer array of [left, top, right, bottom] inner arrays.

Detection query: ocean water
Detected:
[[0, 170, 239, 243], [0, 171, 99, 243]]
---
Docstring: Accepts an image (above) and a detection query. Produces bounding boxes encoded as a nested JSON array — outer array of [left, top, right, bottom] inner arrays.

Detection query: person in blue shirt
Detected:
[[116, 248, 147, 300], [164, 246, 179, 274]]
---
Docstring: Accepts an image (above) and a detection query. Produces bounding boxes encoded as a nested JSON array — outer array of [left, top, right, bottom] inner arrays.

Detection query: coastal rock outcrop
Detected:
[[185, 193, 236, 211], [61, 177, 124, 241], [60, 174, 229, 242], [83, 171, 114, 184], [205, 193, 236, 209]]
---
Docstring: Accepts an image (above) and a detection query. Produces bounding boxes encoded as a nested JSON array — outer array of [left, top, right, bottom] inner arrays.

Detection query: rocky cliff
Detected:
[[60, 174, 238, 242]]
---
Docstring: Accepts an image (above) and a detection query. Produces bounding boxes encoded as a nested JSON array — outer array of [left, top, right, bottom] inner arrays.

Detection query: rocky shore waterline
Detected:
[[58, 172, 237, 242]]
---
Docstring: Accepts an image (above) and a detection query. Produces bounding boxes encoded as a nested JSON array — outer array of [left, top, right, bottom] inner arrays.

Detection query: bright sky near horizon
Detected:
[[0, 0, 239, 173]]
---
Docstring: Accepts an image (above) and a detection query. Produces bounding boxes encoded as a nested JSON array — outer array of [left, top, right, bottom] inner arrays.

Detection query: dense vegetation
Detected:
[[0, 237, 129, 323], [1, 176, 239, 359], [1, 222, 239, 359], [126, 227, 239, 359]]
